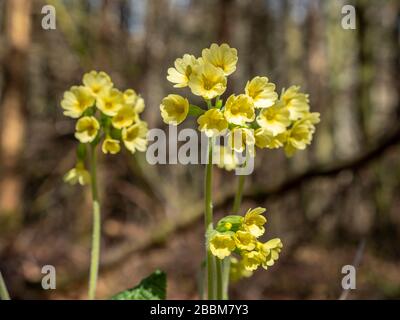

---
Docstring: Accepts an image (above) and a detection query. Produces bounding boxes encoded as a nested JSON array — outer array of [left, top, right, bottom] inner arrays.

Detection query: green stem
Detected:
[[0, 271, 10, 300], [216, 258, 223, 300], [232, 174, 246, 214], [88, 144, 101, 300], [205, 137, 215, 299]]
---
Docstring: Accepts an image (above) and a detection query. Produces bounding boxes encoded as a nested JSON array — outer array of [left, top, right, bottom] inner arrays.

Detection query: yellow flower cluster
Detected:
[[62, 71, 148, 185], [61, 71, 148, 154], [162, 44, 320, 170], [208, 207, 283, 277]]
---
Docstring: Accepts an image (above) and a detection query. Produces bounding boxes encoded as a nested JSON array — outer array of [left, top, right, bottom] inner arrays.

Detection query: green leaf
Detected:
[[111, 270, 166, 300], [188, 104, 205, 117]]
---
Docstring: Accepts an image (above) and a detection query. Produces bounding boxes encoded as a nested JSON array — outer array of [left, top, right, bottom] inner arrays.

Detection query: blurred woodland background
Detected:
[[0, 0, 399, 299]]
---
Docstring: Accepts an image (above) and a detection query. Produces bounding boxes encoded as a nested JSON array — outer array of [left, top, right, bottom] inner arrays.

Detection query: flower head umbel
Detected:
[[208, 207, 283, 275], [61, 70, 149, 185]]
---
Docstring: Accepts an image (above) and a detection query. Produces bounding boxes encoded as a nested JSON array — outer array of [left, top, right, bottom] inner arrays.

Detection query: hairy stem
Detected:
[[88, 145, 101, 300], [205, 137, 215, 299]]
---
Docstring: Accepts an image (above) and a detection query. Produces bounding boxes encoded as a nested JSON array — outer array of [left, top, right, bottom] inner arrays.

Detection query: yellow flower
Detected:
[[82, 70, 113, 97], [123, 89, 145, 114], [133, 96, 145, 114], [281, 85, 310, 121], [230, 257, 253, 282], [223, 94, 255, 125], [243, 207, 267, 238], [234, 230, 257, 251], [112, 105, 138, 129], [284, 113, 319, 157], [255, 128, 285, 149], [197, 109, 228, 137], [74, 116, 99, 143], [96, 88, 124, 116], [256, 101, 290, 136], [213, 145, 238, 171], [167, 54, 199, 88], [201, 43, 238, 76], [209, 232, 236, 259], [61, 86, 95, 118], [245, 76, 278, 108], [122, 122, 148, 154], [188, 62, 227, 100], [242, 250, 264, 271], [160, 94, 189, 125], [228, 127, 255, 153], [259, 239, 283, 270], [63, 162, 90, 186], [102, 137, 121, 155]]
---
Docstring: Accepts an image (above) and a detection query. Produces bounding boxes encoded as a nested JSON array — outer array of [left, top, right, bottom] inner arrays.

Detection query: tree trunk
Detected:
[[0, 0, 32, 227]]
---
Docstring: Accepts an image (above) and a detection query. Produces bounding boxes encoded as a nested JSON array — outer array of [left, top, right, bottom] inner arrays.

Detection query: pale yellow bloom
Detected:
[[63, 162, 90, 186], [243, 207, 267, 238], [96, 88, 124, 116], [122, 122, 148, 154], [229, 257, 253, 282], [281, 85, 310, 121], [256, 101, 290, 136], [245, 76, 278, 108], [255, 128, 285, 149], [234, 230, 257, 251], [228, 127, 255, 153], [224, 94, 255, 125], [123, 89, 145, 114], [202, 43, 238, 76], [112, 104, 138, 129], [102, 137, 121, 155], [197, 109, 228, 137], [242, 250, 264, 271], [213, 145, 238, 171], [74, 116, 100, 143], [188, 62, 227, 100], [133, 96, 145, 114], [82, 70, 113, 97], [284, 113, 319, 157], [209, 232, 236, 259], [167, 54, 199, 88], [259, 239, 283, 270], [160, 94, 189, 125], [61, 86, 95, 118]]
